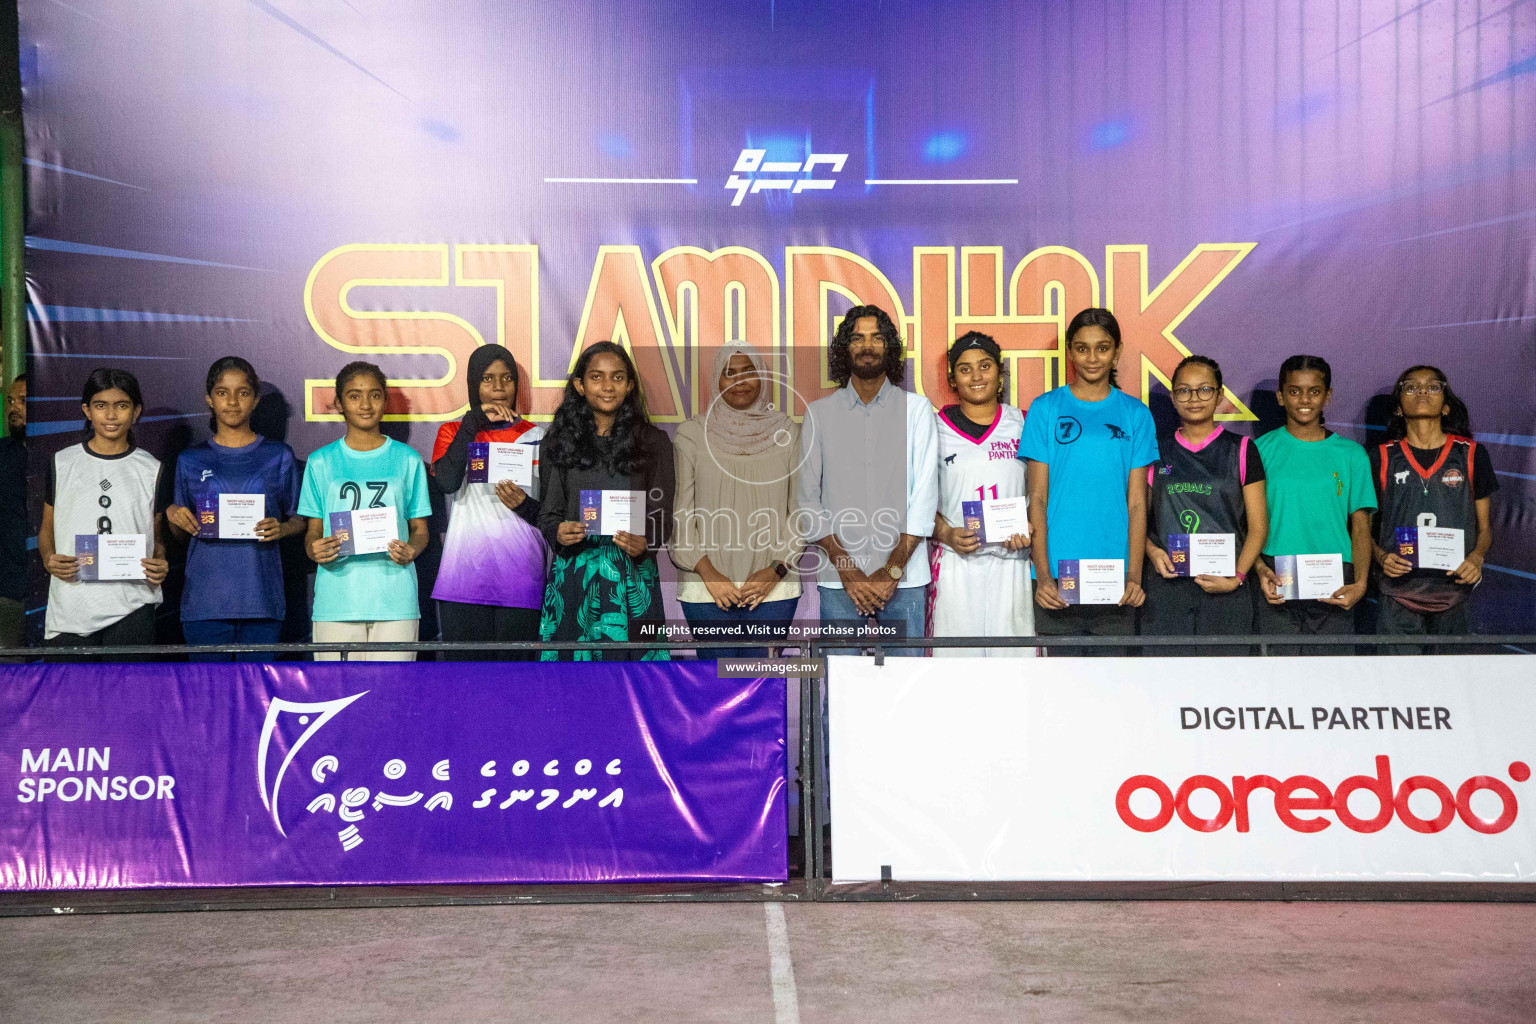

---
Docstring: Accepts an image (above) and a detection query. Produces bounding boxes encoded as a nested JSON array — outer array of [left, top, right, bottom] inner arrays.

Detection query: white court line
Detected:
[[543, 177, 698, 184], [764, 903, 802, 1024], [864, 178, 1018, 185]]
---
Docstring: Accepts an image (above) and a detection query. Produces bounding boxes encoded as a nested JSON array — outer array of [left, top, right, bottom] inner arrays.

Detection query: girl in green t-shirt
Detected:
[[1252, 355, 1376, 654]]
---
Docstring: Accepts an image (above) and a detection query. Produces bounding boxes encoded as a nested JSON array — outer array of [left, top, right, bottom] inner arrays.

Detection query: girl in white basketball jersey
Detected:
[[928, 332, 1034, 656], [39, 368, 169, 659]]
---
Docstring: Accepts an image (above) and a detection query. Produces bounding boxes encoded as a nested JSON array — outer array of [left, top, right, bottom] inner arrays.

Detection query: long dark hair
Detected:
[[205, 355, 260, 433], [828, 304, 905, 387], [1385, 364, 1472, 440], [544, 341, 651, 473], [1064, 307, 1121, 389], [1277, 354, 1332, 425], [81, 367, 144, 439]]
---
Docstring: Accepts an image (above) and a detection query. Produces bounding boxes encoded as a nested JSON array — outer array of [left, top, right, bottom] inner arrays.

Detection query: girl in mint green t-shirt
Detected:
[[1253, 355, 1375, 651], [298, 362, 432, 661]]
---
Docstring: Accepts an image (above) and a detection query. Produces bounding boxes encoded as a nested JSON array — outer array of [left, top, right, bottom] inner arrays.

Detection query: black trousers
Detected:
[[0, 597, 24, 663], [45, 603, 157, 663], [1035, 601, 1136, 657], [437, 601, 542, 661], [1252, 560, 1358, 656], [1141, 571, 1255, 656], [1376, 594, 1473, 655]]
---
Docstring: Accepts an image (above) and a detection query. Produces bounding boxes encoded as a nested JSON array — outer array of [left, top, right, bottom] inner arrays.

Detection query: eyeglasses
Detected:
[[1172, 385, 1218, 402], [1400, 382, 1445, 396]]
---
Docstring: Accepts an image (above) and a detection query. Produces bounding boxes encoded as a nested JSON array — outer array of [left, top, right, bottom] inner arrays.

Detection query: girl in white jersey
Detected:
[[39, 368, 169, 660], [928, 332, 1034, 656]]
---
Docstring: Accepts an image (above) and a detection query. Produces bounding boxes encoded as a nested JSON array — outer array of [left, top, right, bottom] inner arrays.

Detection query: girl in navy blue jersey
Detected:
[[165, 357, 303, 661]]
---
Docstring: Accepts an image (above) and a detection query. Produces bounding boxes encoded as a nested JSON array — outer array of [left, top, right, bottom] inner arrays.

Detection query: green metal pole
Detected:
[[1, 0, 23, 438], [0, 114, 22, 436]]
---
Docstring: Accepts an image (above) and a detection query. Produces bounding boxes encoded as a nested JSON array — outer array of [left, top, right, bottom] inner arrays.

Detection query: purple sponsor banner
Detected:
[[0, 662, 787, 889]]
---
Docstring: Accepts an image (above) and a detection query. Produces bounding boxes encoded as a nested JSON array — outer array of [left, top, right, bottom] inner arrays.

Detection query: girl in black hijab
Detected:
[[430, 344, 548, 659]]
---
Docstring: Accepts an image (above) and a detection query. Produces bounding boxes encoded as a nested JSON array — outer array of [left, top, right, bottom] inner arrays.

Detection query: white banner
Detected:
[[828, 655, 1536, 883]]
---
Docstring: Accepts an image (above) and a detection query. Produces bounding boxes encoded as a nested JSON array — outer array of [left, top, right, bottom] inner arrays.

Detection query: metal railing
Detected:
[[5, 631, 1530, 661], [1, 633, 1533, 914]]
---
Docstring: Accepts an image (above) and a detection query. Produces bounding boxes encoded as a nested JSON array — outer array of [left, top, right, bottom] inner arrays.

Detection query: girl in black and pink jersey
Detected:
[[1143, 356, 1267, 653]]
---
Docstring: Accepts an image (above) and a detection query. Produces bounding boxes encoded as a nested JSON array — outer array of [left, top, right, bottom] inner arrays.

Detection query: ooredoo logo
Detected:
[[1116, 756, 1530, 835]]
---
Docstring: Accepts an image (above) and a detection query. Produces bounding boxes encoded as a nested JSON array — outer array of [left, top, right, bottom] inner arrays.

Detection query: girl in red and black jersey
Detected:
[[1143, 356, 1268, 653], [1370, 365, 1496, 651]]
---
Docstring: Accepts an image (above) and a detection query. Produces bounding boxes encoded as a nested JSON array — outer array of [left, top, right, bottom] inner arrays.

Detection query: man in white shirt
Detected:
[[798, 305, 938, 656]]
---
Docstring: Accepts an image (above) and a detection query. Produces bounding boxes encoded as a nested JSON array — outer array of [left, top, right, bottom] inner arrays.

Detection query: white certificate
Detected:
[[350, 507, 398, 554], [1169, 532, 1236, 577], [1415, 527, 1465, 571], [581, 489, 645, 536], [970, 497, 1029, 545], [486, 443, 535, 488], [1276, 553, 1344, 600], [1059, 558, 1125, 605], [470, 441, 537, 488], [217, 493, 264, 540], [331, 507, 399, 555], [90, 534, 148, 581], [600, 490, 645, 535]]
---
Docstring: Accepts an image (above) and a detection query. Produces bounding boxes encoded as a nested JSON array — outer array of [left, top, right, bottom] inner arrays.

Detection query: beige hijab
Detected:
[[702, 342, 792, 457]]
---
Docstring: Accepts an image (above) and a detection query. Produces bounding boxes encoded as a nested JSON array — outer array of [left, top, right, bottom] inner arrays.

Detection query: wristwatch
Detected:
[[772, 560, 789, 579], [882, 563, 903, 581]]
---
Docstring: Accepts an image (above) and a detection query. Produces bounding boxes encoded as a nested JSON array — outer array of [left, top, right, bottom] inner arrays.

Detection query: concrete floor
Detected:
[[2, 901, 1534, 1023]]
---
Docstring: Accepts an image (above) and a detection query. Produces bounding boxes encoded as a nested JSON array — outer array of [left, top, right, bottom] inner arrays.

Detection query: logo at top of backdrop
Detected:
[[726, 149, 848, 206]]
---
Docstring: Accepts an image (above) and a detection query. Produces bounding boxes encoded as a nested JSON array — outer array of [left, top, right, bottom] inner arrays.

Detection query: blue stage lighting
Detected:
[[1088, 120, 1131, 149], [922, 131, 968, 162], [599, 132, 634, 158], [420, 118, 461, 142]]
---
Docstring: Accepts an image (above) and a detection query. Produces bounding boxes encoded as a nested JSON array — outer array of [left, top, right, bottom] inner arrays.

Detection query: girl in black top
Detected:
[[536, 341, 675, 661], [1369, 365, 1496, 651], [1143, 356, 1268, 653]]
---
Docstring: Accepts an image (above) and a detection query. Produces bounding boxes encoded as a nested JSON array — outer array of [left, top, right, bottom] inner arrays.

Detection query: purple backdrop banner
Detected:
[[16, 0, 1536, 638], [0, 661, 787, 889]]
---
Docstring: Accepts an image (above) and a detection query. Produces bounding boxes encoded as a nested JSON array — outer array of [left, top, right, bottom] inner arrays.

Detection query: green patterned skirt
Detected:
[[538, 541, 669, 661]]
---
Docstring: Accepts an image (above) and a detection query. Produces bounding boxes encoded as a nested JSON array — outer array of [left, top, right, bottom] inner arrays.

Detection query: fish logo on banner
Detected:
[[256, 691, 369, 837]]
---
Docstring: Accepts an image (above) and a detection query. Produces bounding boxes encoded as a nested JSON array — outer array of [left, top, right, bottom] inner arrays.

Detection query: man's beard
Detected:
[[4, 415, 20, 434], [851, 355, 885, 381]]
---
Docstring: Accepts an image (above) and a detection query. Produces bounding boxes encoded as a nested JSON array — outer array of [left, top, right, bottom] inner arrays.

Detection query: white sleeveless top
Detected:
[[45, 442, 162, 638]]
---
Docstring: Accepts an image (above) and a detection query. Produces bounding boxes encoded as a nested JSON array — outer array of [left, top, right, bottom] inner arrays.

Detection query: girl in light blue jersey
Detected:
[[298, 362, 432, 661]]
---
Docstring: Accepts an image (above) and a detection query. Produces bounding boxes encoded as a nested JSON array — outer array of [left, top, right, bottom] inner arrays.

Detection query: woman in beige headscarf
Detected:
[[670, 343, 801, 657]]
